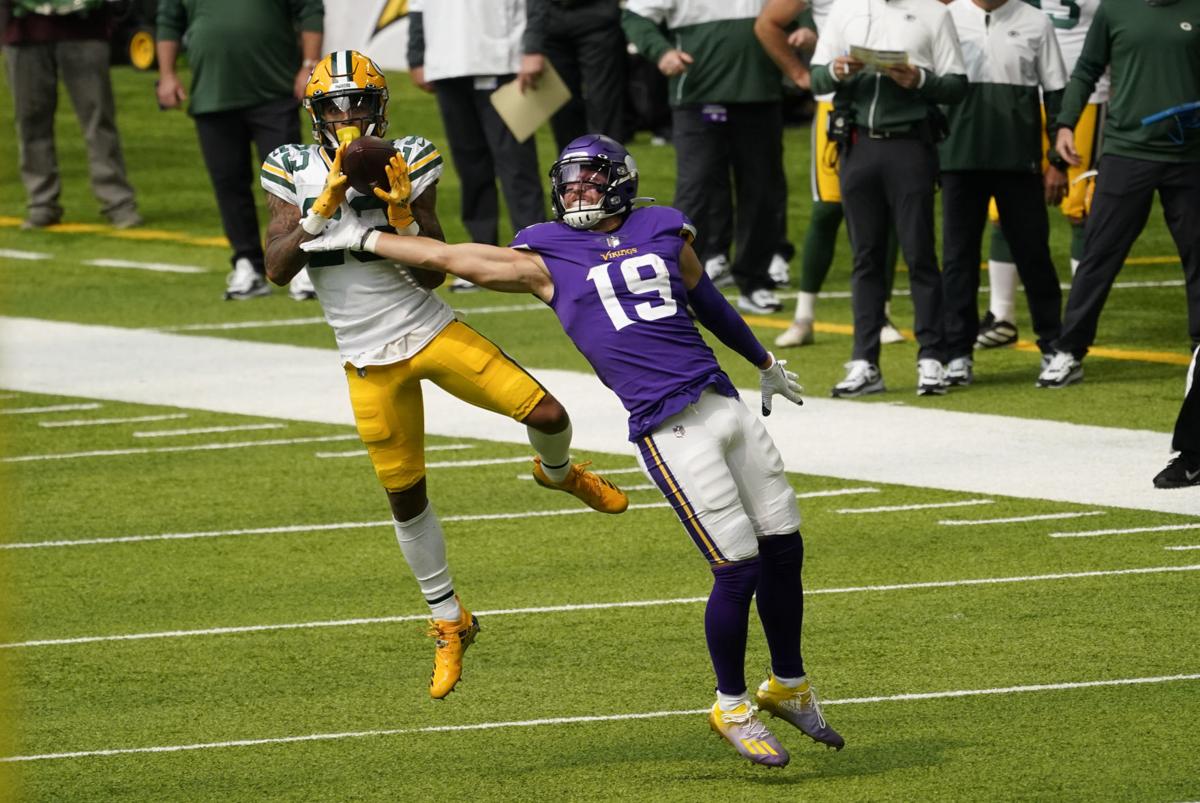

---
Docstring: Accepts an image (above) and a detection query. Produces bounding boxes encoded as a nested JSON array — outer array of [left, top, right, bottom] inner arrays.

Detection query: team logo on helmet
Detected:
[[304, 51, 390, 148]]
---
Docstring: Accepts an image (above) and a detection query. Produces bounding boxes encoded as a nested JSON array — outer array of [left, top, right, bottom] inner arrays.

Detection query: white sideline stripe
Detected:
[[40, 413, 189, 428], [1164, 545, 1200, 551], [4, 563, 1196, 649], [3, 672, 1196, 762], [0, 434, 359, 463], [837, 499, 993, 514], [939, 511, 1106, 526], [0, 249, 52, 260], [1051, 523, 1200, 538], [1, 403, 101, 415], [83, 259, 206, 274], [133, 423, 284, 438], [315, 443, 472, 458], [155, 317, 327, 332], [0, 502, 672, 550]]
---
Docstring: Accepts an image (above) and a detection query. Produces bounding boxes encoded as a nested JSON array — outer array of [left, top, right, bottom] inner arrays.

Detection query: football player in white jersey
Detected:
[[258, 51, 629, 700], [979, 0, 1108, 348]]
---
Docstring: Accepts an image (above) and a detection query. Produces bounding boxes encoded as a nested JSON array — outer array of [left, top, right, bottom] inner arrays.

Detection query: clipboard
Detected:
[[489, 60, 572, 143]]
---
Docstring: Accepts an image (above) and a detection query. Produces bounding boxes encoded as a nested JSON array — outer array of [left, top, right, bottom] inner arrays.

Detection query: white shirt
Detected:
[[411, 0, 527, 82], [812, 0, 965, 80], [949, 0, 1067, 91]]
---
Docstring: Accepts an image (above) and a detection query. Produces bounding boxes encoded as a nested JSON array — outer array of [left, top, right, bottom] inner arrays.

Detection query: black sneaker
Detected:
[[1153, 453, 1200, 489], [976, 311, 1018, 349]]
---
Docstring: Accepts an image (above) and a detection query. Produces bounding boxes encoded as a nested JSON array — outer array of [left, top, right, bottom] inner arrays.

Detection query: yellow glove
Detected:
[[311, 143, 349, 219], [374, 152, 415, 231]]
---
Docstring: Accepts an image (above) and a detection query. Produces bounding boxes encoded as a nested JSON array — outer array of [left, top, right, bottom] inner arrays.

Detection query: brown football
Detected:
[[341, 136, 396, 196]]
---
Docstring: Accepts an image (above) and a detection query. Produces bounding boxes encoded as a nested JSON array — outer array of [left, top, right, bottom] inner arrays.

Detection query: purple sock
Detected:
[[756, 532, 806, 679], [705, 558, 761, 696]]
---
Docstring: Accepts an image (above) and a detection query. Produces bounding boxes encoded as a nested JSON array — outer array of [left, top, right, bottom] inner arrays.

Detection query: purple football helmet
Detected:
[[549, 134, 639, 229]]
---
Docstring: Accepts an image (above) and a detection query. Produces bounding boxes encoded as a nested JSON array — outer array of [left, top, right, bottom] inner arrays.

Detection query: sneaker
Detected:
[[975, 312, 1018, 349], [945, 356, 974, 387], [880, 318, 907, 345], [775, 318, 814, 348], [224, 257, 271, 300], [917, 358, 948, 396], [708, 702, 790, 767], [705, 255, 733, 288], [737, 288, 784, 315], [288, 267, 317, 301], [20, 210, 61, 230], [450, 277, 481, 292], [427, 599, 480, 699], [1036, 351, 1083, 388], [1152, 453, 1200, 489], [756, 676, 845, 750], [768, 253, 791, 287], [831, 360, 884, 398], [532, 457, 629, 514], [108, 209, 144, 229]]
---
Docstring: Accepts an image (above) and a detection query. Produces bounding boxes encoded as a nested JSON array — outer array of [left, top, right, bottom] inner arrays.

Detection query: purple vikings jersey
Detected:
[[511, 206, 738, 440]]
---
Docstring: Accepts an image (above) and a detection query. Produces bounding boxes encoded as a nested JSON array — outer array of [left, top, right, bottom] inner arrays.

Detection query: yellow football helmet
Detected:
[[304, 50, 389, 147]]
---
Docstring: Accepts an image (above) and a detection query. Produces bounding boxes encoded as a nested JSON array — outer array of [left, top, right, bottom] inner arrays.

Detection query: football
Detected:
[[341, 135, 396, 196]]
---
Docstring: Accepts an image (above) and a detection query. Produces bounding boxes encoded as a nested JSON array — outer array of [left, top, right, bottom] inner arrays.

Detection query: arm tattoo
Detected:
[[264, 193, 311, 285], [409, 183, 446, 288]]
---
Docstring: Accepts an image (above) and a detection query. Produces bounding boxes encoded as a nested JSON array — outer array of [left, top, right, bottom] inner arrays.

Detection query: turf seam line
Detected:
[[3, 672, 1197, 763], [4, 563, 1196, 650]]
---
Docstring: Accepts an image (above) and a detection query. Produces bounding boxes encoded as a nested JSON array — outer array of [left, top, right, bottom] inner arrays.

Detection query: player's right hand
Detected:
[[374, 153, 415, 230], [300, 219, 374, 253], [311, 143, 349, 219], [1055, 127, 1082, 167], [760, 354, 804, 415]]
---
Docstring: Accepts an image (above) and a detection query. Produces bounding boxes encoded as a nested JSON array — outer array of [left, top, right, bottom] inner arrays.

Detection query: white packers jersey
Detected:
[[260, 136, 455, 367], [1024, 0, 1109, 103]]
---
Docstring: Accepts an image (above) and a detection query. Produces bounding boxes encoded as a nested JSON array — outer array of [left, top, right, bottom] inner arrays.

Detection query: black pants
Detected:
[[840, 136, 944, 363], [672, 102, 784, 295], [941, 171, 1062, 359], [543, 0, 628, 150], [433, 76, 546, 244], [1055, 155, 1200, 358], [1173, 346, 1200, 455], [193, 96, 300, 271]]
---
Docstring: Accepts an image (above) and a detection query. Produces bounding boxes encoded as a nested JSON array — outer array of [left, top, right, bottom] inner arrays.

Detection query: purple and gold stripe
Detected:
[[638, 435, 726, 565]]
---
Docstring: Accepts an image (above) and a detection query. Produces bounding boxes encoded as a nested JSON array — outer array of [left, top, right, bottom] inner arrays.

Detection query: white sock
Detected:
[[528, 420, 572, 483], [1070, 257, 1080, 277], [772, 673, 808, 689], [717, 690, 752, 712], [987, 260, 1017, 322], [393, 503, 460, 621], [794, 291, 817, 321]]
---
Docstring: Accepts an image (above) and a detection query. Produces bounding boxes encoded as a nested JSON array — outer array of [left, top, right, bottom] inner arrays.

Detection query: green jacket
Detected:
[[1057, 0, 1200, 163], [156, 0, 324, 115]]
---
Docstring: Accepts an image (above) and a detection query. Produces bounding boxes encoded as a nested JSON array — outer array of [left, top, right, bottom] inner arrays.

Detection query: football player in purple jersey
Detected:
[[303, 134, 844, 767]]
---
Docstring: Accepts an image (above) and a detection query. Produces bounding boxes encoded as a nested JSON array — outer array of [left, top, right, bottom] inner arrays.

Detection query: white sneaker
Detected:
[[1036, 351, 1083, 388], [737, 288, 784, 314], [705, 255, 733, 288], [450, 277, 481, 292], [288, 267, 317, 301], [768, 253, 790, 287], [831, 360, 884, 398], [775, 318, 814, 347], [917, 358, 948, 396], [880, 318, 907, 345], [224, 257, 270, 300], [945, 355, 973, 387]]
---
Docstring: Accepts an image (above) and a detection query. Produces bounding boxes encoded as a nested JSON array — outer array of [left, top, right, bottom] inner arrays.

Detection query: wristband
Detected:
[[300, 212, 328, 235], [362, 230, 381, 252]]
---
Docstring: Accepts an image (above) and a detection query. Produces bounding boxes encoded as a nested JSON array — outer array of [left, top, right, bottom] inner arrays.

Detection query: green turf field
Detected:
[[1, 65, 1198, 801]]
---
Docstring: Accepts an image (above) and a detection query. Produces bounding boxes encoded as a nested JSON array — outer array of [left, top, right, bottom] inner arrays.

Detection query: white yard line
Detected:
[[315, 443, 473, 458], [837, 499, 994, 514], [39, 413, 189, 428], [939, 511, 1106, 526], [155, 317, 326, 333], [82, 259, 206, 274], [426, 456, 533, 468], [132, 423, 285, 438], [2, 672, 1196, 763], [1, 403, 102, 415], [4, 563, 1195, 649], [1, 434, 359, 463], [0, 249, 51, 260], [1050, 523, 1200, 538], [795, 487, 879, 499], [1164, 545, 1200, 551]]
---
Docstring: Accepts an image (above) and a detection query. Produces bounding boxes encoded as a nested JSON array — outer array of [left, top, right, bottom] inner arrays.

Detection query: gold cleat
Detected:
[[532, 457, 629, 514], [427, 599, 480, 699]]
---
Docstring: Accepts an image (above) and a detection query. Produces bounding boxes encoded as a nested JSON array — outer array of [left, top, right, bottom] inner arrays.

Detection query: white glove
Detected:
[[300, 220, 376, 253], [759, 354, 803, 415]]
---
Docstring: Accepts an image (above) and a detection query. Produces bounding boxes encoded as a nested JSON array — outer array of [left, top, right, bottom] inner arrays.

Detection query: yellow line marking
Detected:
[[0, 216, 229, 249], [741, 315, 1192, 367]]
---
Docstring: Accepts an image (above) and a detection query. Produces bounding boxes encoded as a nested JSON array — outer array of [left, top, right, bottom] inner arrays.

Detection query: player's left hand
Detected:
[[300, 219, 374, 253], [374, 153, 415, 230], [760, 354, 804, 415]]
